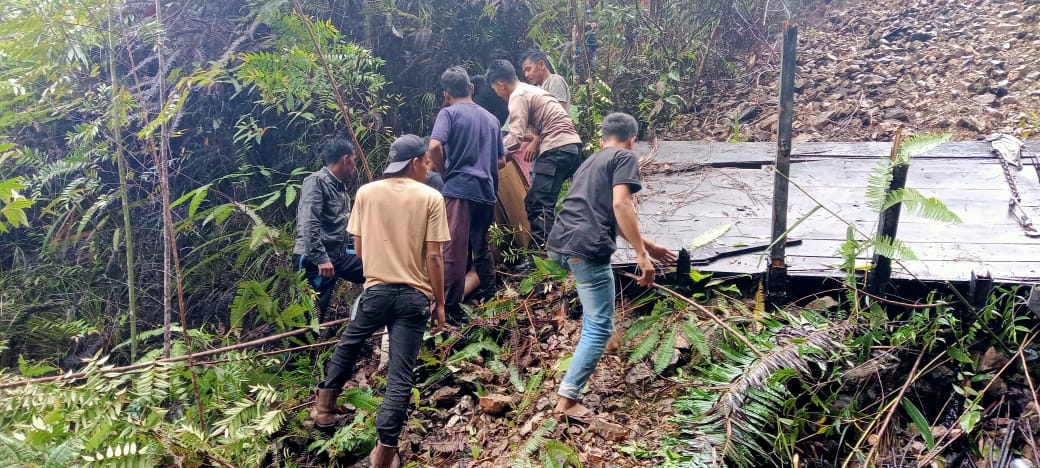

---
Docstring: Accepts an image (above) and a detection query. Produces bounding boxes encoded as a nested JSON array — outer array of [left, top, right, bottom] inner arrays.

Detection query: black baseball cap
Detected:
[[384, 134, 427, 175]]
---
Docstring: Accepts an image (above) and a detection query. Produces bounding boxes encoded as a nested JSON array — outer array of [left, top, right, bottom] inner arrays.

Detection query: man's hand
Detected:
[[646, 242, 677, 263], [634, 252, 655, 287], [430, 303, 446, 333], [317, 261, 335, 278], [522, 138, 540, 162]]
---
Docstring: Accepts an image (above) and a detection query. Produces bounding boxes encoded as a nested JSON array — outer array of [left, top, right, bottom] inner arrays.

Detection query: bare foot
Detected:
[[553, 396, 591, 417]]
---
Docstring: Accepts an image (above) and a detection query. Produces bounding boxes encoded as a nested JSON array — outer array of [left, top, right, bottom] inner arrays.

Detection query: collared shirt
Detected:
[[293, 167, 351, 265], [503, 83, 582, 155]]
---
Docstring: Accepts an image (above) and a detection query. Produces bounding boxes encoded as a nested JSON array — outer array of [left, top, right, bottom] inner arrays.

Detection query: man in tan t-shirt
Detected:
[[311, 134, 449, 468], [487, 59, 583, 251]]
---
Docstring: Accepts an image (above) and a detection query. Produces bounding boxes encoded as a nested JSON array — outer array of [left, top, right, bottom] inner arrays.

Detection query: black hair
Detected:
[[601, 112, 639, 141], [320, 137, 355, 165], [521, 49, 555, 74], [486, 59, 518, 85], [440, 66, 472, 99], [470, 75, 509, 125]]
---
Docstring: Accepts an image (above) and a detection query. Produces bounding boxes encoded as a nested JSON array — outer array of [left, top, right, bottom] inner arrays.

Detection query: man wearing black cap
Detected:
[[311, 134, 450, 468]]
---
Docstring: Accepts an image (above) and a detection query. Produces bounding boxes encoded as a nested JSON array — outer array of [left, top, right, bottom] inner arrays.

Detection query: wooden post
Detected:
[[867, 167, 908, 294], [766, 22, 797, 307]]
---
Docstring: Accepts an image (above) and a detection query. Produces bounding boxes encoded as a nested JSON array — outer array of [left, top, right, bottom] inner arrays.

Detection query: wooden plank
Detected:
[[494, 160, 532, 248], [637, 141, 1040, 167], [634, 215, 1040, 246]]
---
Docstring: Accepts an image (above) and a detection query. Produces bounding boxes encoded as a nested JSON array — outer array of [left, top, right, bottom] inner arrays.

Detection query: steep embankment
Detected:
[[669, 0, 1040, 142]]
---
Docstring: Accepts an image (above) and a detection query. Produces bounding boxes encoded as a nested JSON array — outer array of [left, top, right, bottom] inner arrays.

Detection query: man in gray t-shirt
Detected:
[[546, 113, 675, 420], [521, 49, 570, 110]]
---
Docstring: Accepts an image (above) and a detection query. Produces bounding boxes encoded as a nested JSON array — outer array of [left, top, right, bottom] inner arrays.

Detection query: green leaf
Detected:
[[629, 329, 660, 363], [188, 184, 211, 217], [682, 321, 710, 358], [946, 347, 974, 365], [883, 188, 962, 223], [284, 185, 297, 207], [689, 223, 731, 250], [901, 398, 934, 449], [653, 327, 678, 373]]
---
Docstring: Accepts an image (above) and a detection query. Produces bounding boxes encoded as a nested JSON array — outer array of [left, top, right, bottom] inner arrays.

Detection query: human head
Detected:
[[600, 112, 639, 149], [440, 66, 473, 102], [321, 137, 357, 179], [384, 134, 429, 182], [520, 49, 553, 85], [486, 59, 519, 102]]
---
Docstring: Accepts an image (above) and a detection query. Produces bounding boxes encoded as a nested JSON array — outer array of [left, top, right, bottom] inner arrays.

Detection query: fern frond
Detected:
[[628, 329, 660, 363], [342, 388, 380, 413], [896, 132, 950, 163], [653, 327, 678, 373], [883, 188, 962, 223], [682, 320, 710, 358], [865, 158, 894, 211], [870, 235, 918, 261], [676, 323, 856, 466], [540, 440, 582, 468]]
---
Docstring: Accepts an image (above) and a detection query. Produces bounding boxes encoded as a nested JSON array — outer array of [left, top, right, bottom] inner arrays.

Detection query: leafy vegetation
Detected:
[[3, 1, 1033, 467]]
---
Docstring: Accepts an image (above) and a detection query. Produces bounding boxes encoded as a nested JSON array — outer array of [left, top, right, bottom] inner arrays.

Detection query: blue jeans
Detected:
[[549, 252, 616, 401]]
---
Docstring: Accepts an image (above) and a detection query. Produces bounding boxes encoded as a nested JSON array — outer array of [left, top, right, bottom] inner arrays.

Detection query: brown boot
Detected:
[[310, 387, 344, 428], [369, 442, 401, 468]]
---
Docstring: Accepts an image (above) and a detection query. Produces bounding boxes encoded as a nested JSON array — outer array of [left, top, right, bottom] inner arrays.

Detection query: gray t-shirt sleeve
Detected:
[[542, 74, 571, 106], [612, 150, 642, 193]]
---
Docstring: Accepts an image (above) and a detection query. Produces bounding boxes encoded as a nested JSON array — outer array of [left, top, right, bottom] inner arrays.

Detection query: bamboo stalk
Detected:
[[0, 318, 351, 390], [106, 0, 139, 361]]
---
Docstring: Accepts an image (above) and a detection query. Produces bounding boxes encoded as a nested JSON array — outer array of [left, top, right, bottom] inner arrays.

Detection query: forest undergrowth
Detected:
[[3, 0, 1040, 467]]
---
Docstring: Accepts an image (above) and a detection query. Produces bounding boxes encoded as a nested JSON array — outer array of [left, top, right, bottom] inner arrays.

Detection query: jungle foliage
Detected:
[[16, 1, 1037, 467]]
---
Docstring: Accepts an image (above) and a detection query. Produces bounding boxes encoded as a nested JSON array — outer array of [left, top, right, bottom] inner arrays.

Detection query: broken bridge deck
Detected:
[[612, 140, 1040, 283]]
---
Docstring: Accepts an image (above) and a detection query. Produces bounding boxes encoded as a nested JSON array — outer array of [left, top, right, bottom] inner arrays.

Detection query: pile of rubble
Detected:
[[670, 0, 1040, 142]]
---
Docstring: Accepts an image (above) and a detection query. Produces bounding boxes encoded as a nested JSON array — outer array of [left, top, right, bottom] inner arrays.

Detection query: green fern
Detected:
[[896, 132, 950, 163], [653, 327, 678, 373], [540, 440, 582, 468], [883, 188, 962, 223], [870, 235, 918, 261], [673, 319, 856, 467]]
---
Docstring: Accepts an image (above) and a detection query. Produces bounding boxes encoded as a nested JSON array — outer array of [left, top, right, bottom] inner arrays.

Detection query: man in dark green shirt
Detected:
[[292, 138, 365, 321]]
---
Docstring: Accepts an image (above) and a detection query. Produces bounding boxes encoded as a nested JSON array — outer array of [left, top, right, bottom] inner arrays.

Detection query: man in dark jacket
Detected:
[[292, 137, 365, 322]]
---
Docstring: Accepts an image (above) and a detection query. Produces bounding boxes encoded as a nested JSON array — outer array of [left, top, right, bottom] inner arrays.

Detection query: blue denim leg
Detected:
[[550, 253, 616, 400]]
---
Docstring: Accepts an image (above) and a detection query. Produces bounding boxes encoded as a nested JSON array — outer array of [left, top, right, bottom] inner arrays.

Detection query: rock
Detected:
[[883, 108, 910, 121], [882, 98, 898, 108], [479, 394, 514, 416], [757, 113, 779, 131], [736, 104, 760, 123], [979, 347, 1010, 371], [812, 111, 835, 129], [973, 93, 999, 107], [625, 363, 654, 384], [590, 419, 630, 442], [430, 386, 460, 405], [958, 116, 986, 132]]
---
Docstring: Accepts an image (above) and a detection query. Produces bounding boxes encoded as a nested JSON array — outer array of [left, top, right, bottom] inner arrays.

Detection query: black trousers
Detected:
[[292, 251, 364, 322], [319, 284, 429, 446], [526, 145, 582, 249], [444, 197, 495, 308]]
